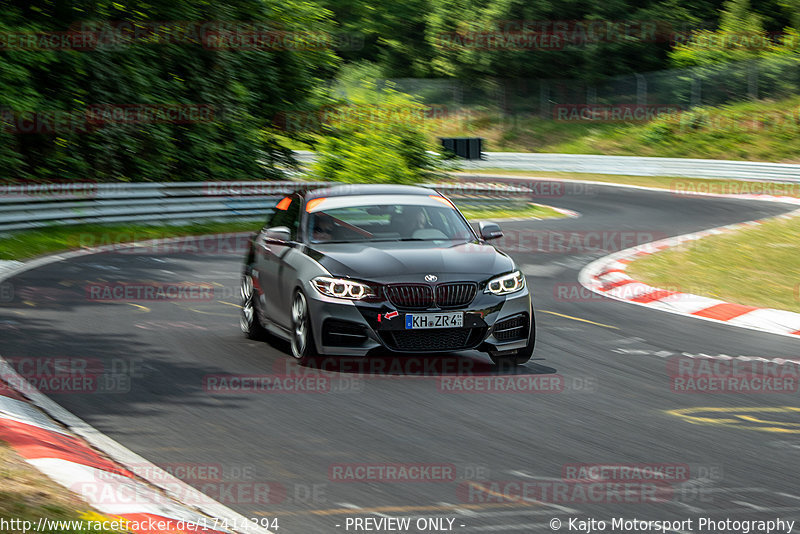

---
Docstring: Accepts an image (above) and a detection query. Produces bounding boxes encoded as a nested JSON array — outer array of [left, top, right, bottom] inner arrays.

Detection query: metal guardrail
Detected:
[[0, 181, 536, 233], [0, 182, 308, 233], [464, 153, 800, 183], [295, 151, 800, 182], [5, 146, 798, 232]]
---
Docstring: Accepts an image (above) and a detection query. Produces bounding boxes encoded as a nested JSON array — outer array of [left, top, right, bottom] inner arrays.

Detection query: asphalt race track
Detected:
[[3, 181, 800, 533]]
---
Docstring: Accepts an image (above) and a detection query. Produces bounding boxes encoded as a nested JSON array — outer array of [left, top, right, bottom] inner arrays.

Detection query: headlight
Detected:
[[312, 277, 377, 300], [485, 270, 525, 295]]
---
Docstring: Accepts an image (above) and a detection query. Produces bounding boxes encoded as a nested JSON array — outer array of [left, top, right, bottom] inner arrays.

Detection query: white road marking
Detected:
[[437, 502, 478, 516], [613, 348, 800, 367], [334, 503, 362, 509], [732, 500, 773, 512], [505, 470, 564, 481], [520, 264, 564, 277]]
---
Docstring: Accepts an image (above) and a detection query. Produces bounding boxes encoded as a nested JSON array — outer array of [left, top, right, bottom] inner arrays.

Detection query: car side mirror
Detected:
[[263, 226, 291, 243], [479, 221, 503, 241]]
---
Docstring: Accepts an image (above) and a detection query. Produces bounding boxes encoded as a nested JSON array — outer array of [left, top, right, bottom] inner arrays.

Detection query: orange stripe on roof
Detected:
[[429, 195, 455, 207], [692, 303, 758, 321], [305, 197, 327, 212]]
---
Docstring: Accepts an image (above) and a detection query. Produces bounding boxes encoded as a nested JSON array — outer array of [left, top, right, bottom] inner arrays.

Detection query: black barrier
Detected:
[[439, 137, 483, 160]]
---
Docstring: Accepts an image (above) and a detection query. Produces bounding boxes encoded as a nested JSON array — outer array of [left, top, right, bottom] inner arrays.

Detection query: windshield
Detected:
[[307, 201, 474, 244]]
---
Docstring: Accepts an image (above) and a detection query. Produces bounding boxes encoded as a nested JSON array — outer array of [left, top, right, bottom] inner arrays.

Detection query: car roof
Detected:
[[304, 183, 436, 200]]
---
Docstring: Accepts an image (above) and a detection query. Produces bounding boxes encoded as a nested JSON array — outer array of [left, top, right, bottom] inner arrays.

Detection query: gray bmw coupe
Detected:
[[240, 184, 534, 366]]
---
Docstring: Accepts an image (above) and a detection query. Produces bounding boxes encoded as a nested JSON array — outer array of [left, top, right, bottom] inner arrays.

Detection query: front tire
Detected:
[[290, 290, 318, 364], [240, 272, 268, 340]]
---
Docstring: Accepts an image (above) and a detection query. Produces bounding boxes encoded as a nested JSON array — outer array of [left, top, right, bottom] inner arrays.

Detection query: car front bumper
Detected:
[[304, 281, 533, 356]]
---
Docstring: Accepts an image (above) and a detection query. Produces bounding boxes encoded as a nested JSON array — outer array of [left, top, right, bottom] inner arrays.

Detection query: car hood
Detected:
[[307, 240, 515, 283]]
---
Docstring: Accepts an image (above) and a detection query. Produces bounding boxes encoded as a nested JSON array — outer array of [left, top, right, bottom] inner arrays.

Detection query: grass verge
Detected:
[[0, 442, 123, 533], [0, 221, 261, 261], [627, 214, 800, 313], [459, 202, 565, 221], [433, 96, 800, 162]]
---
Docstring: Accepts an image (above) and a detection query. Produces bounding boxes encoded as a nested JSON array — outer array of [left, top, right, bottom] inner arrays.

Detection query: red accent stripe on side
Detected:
[[115, 513, 228, 534], [792, 330, 800, 336], [631, 290, 678, 303], [0, 418, 133, 477], [692, 303, 758, 321]]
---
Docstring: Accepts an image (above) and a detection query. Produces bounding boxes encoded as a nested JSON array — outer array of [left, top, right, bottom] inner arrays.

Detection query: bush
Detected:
[[311, 78, 443, 184]]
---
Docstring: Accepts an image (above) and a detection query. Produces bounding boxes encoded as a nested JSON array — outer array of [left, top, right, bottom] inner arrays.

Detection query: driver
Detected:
[[398, 206, 426, 237], [312, 214, 335, 242]]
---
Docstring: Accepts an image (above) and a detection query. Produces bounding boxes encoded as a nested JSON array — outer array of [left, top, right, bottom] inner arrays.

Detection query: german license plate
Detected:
[[405, 312, 463, 329]]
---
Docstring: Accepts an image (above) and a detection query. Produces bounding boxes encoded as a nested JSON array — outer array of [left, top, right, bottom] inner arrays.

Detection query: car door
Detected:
[[254, 194, 301, 326]]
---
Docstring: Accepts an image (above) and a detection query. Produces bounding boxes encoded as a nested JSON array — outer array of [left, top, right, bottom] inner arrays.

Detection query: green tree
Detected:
[[670, 0, 770, 67], [0, 0, 338, 182], [312, 75, 441, 184], [667, 0, 799, 106]]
